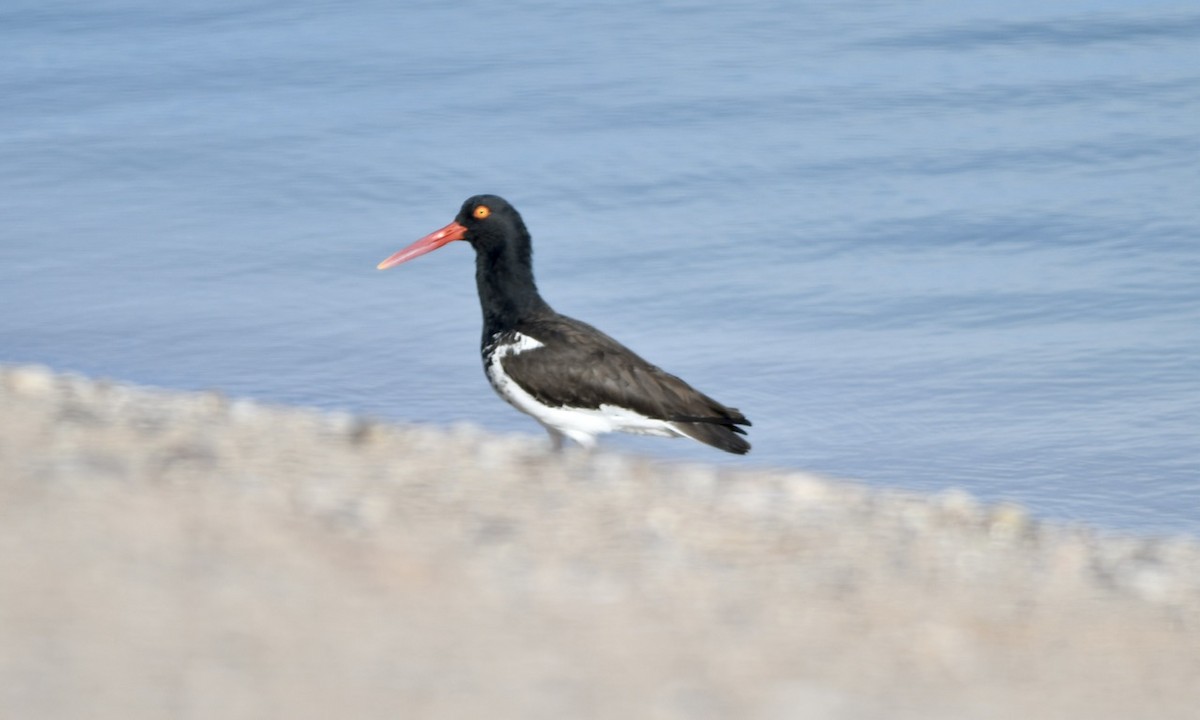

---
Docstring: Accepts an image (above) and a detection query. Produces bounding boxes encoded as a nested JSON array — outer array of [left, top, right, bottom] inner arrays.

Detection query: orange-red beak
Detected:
[[376, 220, 467, 270]]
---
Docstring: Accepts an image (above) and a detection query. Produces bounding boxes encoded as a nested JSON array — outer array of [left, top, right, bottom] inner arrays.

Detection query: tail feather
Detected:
[[671, 420, 751, 455], [671, 414, 751, 434]]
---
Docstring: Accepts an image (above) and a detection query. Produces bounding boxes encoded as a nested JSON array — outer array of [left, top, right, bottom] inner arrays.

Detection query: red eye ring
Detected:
[[473, 205, 491, 219]]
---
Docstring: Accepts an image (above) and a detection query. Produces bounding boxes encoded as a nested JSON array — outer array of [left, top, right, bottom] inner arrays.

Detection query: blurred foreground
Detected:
[[1, 365, 1197, 719]]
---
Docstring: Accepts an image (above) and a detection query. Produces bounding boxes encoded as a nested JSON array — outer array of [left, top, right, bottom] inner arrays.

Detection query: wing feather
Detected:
[[501, 316, 750, 430]]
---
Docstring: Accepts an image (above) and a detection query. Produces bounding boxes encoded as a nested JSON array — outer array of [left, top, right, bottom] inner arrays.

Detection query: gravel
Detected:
[[1, 364, 1197, 719]]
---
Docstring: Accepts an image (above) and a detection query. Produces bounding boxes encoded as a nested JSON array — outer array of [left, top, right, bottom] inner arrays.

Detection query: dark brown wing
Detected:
[[502, 315, 751, 453]]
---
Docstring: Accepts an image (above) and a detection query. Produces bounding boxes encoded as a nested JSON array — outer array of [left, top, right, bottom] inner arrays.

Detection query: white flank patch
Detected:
[[485, 332, 685, 448]]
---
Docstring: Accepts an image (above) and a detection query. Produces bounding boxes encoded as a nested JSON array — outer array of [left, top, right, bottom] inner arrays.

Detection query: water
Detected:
[[2, 0, 1197, 534]]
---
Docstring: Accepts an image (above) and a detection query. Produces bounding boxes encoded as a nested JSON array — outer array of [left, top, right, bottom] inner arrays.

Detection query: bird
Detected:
[[376, 195, 751, 454]]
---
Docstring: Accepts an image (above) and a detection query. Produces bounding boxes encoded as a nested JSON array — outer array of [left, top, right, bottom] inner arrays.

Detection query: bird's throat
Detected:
[[474, 242, 550, 334]]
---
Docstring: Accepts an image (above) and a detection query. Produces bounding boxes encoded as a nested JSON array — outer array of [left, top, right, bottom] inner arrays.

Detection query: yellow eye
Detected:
[[473, 205, 491, 219]]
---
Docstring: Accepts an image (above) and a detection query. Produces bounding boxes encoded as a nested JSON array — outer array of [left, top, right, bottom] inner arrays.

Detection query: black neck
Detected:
[[474, 236, 552, 337]]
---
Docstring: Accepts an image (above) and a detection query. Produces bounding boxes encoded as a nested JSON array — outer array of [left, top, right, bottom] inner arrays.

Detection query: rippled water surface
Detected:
[[2, 1, 1198, 533]]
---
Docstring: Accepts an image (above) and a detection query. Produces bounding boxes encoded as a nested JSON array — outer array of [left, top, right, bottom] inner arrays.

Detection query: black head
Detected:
[[375, 194, 551, 329], [376, 194, 531, 270], [453, 194, 530, 253]]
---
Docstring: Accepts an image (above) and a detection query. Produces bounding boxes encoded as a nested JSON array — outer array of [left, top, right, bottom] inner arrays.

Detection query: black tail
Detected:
[[671, 418, 751, 455]]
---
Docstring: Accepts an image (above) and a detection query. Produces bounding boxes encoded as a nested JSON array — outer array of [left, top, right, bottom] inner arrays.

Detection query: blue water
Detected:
[[2, 1, 1198, 534]]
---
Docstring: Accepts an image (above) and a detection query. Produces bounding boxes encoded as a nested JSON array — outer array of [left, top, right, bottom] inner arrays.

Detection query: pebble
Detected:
[[2, 364, 1198, 720], [6, 364, 57, 396]]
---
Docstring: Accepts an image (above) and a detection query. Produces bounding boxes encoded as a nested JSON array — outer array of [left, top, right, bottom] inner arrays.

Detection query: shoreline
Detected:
[[2, 364, 1197, 719]]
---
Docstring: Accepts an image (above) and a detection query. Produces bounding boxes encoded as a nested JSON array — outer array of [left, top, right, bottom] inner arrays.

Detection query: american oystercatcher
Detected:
[[377, 195, 751, 454]]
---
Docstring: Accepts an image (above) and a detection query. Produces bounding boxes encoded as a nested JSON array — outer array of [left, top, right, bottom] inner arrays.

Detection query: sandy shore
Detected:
[[1, 364, 1197, 719]]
